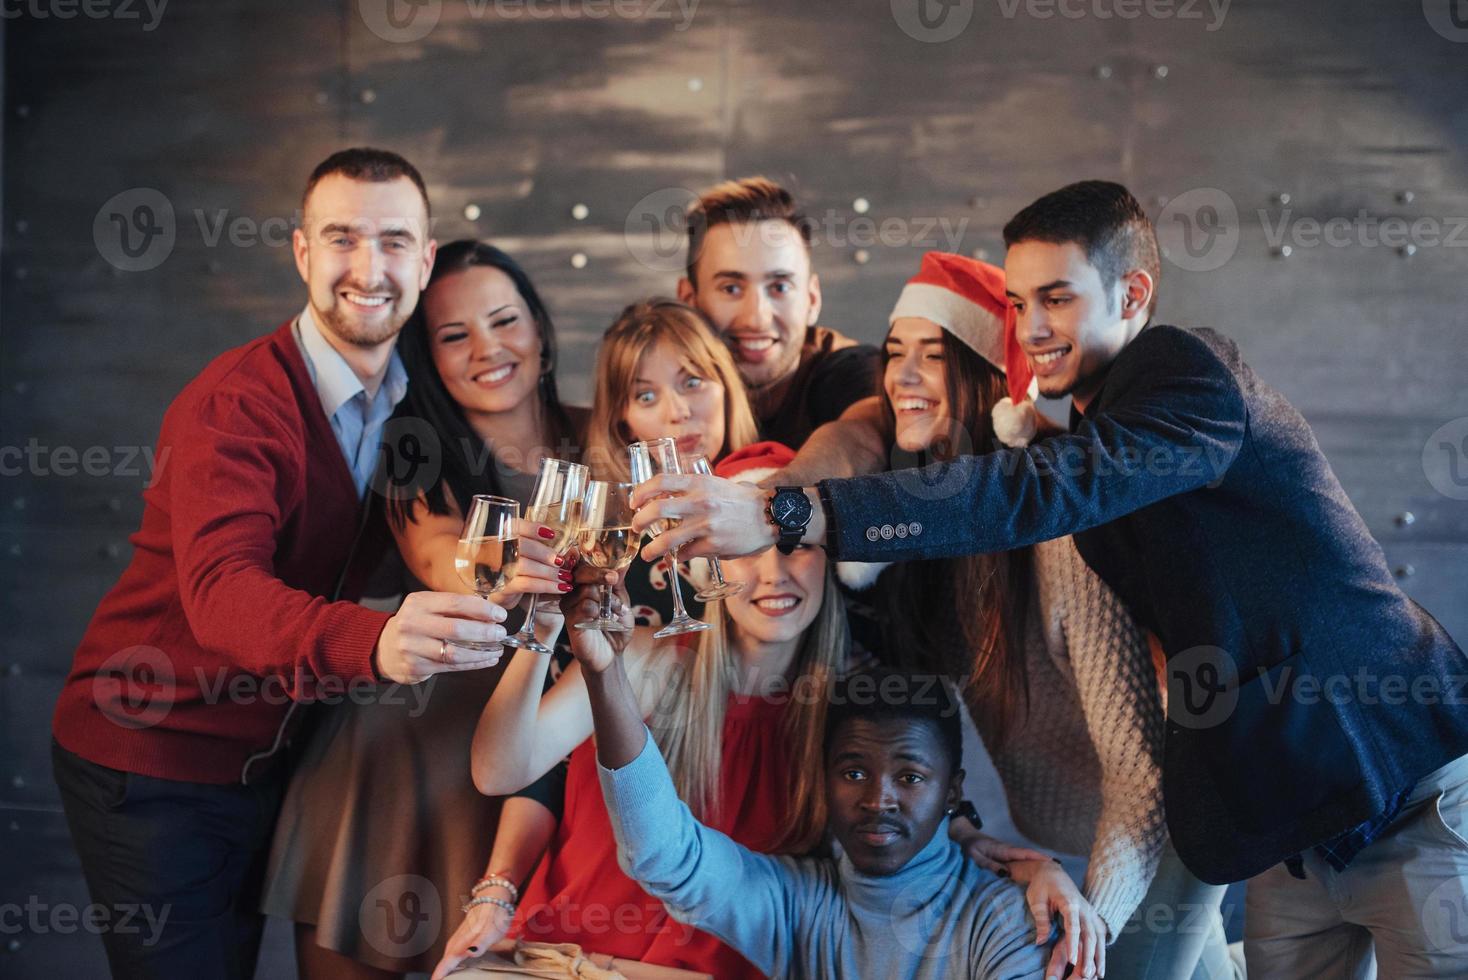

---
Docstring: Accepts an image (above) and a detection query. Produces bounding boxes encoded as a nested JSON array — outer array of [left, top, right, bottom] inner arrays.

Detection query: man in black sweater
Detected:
[[631, 181, 1468, 977]]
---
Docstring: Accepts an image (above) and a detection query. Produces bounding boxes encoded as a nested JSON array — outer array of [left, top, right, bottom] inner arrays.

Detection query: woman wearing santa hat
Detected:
[[839, 251, 1236, 980]]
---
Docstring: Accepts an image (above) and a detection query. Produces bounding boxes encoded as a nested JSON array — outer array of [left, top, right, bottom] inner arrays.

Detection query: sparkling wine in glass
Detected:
[[454, 495, 520, 653], [575, 481, 639, 633], [681, 453, 745, 602], [627, 438, 710, 638], [502, 457, 588, 655]]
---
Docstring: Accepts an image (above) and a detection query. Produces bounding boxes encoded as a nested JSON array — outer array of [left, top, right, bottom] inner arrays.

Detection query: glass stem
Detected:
[[709, 558, 728, 587], [599, 583, 614, 621], [667, 548, 690, 619], [520, 593, 540, 637]]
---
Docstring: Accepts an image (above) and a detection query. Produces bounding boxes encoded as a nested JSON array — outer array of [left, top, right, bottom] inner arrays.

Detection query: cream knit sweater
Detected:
[[841, 534, 1166, 938], [992, 535, 1166, 937]]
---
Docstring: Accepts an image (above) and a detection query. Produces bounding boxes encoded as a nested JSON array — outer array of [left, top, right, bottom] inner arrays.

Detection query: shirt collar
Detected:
[[296, 305, 407, 418]]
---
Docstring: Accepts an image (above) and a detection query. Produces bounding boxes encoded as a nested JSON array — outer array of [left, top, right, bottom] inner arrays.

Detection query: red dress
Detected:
[[512, 693, 793, 978]]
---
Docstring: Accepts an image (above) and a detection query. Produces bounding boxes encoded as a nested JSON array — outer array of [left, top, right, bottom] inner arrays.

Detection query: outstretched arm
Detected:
[[574, 629, 799, 977]]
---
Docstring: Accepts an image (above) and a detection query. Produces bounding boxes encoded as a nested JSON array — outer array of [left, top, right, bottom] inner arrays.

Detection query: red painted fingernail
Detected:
[[554, 555, 565, 567], [538, 526, 555, 540], [559, 582, 571, 592]]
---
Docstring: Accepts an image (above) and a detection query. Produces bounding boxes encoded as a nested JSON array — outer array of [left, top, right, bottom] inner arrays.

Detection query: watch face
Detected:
[[772, 490, 812, 526]]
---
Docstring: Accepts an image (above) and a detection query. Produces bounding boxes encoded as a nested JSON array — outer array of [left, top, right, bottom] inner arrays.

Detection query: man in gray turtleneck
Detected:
[[579, 649, 1054, 980]]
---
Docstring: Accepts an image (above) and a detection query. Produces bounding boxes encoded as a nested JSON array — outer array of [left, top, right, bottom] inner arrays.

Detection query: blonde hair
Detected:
[[648, 563, 849, 855], [584, 298, 759, 481]]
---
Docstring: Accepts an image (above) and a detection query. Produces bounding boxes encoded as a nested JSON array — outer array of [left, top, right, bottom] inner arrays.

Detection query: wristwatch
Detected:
[[767, 487, 813, 555]]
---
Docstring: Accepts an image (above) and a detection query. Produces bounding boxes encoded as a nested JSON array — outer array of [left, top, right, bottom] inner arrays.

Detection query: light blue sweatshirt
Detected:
[[599, 732, 1049, 979]]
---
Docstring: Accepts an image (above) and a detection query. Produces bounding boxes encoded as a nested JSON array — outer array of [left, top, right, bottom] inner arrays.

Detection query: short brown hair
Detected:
[[1002, 180, 1159, 319], [685, 176, 811, 284], [302, 146, 431, 219]]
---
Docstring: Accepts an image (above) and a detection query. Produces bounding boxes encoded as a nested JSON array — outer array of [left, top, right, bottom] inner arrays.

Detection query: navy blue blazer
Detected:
[[822, 325, 1468, 885]]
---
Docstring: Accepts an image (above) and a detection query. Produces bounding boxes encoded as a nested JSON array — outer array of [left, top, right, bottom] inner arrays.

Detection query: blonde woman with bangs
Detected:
[[582, 297, 759, 627], [433, 443, 850, 980]]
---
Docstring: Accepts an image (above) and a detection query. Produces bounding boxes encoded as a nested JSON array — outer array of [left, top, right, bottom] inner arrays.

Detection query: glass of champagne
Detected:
[[454, 495, 521, 653], [628, 438, 711, 638], [575, 481, 639, 632], [681, 453, 745, 602], [502, 457, 588, 655]]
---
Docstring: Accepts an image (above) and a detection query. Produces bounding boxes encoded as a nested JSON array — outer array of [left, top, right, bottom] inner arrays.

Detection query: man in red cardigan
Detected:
[[50, 148, 509, 979]]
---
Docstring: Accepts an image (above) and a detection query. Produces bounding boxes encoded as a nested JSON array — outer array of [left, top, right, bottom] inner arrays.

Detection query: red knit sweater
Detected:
[[52, 320, 394, 784]]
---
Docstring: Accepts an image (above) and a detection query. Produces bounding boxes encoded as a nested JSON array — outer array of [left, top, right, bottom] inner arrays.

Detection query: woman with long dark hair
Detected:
[[260, 241, 581, 980], [839, 251, 1234, 980]]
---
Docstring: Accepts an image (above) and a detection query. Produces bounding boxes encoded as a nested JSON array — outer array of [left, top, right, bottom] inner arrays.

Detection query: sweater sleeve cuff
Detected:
[[1085, 867, 1148, 944], [320, 606, 393, 684]]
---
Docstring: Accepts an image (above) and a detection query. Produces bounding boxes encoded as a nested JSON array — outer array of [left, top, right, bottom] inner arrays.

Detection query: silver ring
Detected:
[[439, 639, 450, 665]]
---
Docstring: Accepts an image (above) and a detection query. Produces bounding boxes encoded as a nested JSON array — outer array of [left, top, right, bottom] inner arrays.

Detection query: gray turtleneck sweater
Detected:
[[599, 732, 1049, 979]]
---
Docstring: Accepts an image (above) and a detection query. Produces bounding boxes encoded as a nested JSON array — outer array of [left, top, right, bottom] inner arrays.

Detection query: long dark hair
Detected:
[[387, 241, 576, 529], [876, 329, 1034, 749]]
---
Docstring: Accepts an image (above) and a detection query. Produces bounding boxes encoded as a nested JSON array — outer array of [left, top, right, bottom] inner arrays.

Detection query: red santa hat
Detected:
[[887, 251, 1039, 449], [713, 440, 795, 484]]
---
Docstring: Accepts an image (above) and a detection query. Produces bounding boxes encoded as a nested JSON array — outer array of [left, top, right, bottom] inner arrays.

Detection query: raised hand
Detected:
[[629, 473, 781, 562], [373, 592, 509, 684], [562, 577, 633, 675]]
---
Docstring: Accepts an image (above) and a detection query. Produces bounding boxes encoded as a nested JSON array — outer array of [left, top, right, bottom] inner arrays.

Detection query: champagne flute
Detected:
[[575, 481, 639, 632], [502, 457, 588, 655], [628, 438, 710, 638], [453, 495, 521, 653], [681, 453, 745, 602]]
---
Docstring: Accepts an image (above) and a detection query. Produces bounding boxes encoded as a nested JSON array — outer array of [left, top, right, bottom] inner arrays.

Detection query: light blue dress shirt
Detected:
[[291, 306, 409, 498]]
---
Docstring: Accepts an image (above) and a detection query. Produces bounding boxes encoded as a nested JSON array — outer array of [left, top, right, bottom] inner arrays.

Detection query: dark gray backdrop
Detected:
[[4, 0, 1467, 975]]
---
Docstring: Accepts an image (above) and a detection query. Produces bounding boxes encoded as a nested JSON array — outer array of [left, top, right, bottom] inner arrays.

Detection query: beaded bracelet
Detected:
[[470, 874, 520, 903], [462, 894, 516, 916]]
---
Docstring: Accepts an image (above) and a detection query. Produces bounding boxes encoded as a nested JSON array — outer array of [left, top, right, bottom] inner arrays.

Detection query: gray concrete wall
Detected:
[[3, 1, 1466, 974]]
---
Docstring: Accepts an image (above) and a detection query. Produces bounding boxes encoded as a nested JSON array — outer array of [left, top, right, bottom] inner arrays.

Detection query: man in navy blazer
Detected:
[[631, 181, 1468, 976]]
